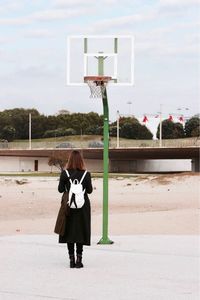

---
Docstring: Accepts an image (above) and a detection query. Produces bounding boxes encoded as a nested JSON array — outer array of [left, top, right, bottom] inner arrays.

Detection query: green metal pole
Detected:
[[97, 53, 113, 244], [114, 38, 118, 83], [84, 38, 87, 53], [98, 88, 113, 245], [114, 38, 118, 53], [98, 56, 104, 76]]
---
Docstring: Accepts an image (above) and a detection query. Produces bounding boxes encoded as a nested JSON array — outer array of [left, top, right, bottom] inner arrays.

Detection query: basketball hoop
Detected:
[[84, 76, 112, 98]]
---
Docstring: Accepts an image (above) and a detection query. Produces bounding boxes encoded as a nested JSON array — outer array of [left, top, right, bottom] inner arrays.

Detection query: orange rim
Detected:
[[84, 76, 112, 82]]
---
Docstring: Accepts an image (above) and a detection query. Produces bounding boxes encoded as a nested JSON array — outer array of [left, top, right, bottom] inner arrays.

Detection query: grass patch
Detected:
[[9, 135, 199, 149], [0, 172, 141, 178], [13, 135, 103, 143], [0, 172, 59, 177]]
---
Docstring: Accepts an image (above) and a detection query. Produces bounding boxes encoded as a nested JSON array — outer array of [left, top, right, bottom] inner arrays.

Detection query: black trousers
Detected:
[[67, 243, 83, 256]]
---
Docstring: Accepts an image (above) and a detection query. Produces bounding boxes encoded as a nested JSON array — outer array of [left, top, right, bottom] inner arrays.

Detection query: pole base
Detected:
[[97, 237, 114, 245]]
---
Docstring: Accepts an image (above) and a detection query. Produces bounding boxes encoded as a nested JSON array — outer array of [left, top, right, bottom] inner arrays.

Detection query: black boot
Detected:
[[69, 255, 75, 268], [76, 254, 83, 268]]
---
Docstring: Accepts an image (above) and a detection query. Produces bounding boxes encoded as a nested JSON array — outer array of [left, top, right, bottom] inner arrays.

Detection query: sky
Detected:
[[0, 0, 199, 136]]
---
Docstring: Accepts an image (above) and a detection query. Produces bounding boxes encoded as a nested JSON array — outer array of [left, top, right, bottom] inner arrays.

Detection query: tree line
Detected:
[[0, 108, 103, 141], [0, 108, 199, 141], [156, 117, 200, 139]]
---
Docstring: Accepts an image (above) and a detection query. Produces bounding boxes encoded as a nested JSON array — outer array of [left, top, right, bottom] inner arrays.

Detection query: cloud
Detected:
[[31, 8, 88, 21], [0, 16, 31, 25], [170, 21, 200, 30], [0, 6, 93, 25], [136, 37, 199, 58], [90, 0, 199, 34], [158, 0, 200, 15], [159, 0, 199, 8], [24, 29, 54, 39], [0, 64, 62, 82], [89, 11, 156, 33], [137, 20, 199, 42], [131, 19, 199, 60], [53, 0, 117, 8], [0, 37, 10, 44], [0, 1, 24, 14], [53, 0, 94, 7]]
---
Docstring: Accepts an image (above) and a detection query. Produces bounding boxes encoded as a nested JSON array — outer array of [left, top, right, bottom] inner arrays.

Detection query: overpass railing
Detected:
[[6, 137, 200, 150]]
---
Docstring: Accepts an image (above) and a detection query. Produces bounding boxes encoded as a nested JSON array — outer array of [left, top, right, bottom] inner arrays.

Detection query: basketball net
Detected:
[[84, 76, 112, 98]]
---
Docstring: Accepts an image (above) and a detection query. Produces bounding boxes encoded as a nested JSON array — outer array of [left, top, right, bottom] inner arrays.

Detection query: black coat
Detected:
[[58, 169, 93, 245]]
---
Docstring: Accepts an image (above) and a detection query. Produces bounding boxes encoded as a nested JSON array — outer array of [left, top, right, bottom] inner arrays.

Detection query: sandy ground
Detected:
[[0, 173, 199, 236]]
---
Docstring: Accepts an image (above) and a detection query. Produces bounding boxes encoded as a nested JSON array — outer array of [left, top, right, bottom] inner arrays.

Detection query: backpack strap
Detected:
[[66, 169, 87, 184], [65, 170, 73, 184], [80, 170, 87, 184]]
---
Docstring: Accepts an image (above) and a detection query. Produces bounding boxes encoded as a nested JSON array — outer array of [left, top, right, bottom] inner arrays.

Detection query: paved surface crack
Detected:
[[0, 290, 76, 300]]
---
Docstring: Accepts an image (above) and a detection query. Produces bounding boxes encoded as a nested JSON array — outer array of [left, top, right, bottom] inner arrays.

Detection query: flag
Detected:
[[143, 115, 148, 123], [168, 115, 173, 121], [179, 116, 184, 122]]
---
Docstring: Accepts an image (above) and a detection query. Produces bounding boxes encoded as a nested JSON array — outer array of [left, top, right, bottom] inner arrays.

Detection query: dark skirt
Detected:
[[59, 197, 91, 245]]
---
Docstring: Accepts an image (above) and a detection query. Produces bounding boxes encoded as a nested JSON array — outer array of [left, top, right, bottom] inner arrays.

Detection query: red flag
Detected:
[[143, 115, 148, 123], [168, 115, 173, 121], [179, 116, 184, 122]]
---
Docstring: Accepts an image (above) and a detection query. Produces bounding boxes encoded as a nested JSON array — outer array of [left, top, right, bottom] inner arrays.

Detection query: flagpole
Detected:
[[117, 110, 120, 148], [159, 105, 162, 148]]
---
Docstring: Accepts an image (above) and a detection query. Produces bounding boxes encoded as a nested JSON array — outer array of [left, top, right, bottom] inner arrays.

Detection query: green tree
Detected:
[[111, 117, 153, 139], [48, 152, 68, 171], [43, 128, 77, 138], [184, 116, 200, 137], [109, 126, 117, 137], [31, 115, 49, 139], [46, 115, 59, 131], [0, 125, 16, 141], [174, 122, 185, 138], [56, 112, 103, 136], [0, 108, 41, 139], [157, 119, 185, 139]]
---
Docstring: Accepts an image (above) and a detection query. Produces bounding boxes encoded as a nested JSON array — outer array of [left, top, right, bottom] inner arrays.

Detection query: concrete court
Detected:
[[0, 235, 199, 300]]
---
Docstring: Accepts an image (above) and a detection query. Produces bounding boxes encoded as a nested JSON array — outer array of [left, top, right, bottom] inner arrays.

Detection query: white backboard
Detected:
[[66, 35, 134, 86]]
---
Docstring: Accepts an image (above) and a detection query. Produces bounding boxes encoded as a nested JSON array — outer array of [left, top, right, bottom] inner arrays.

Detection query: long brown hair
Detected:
[[67, 150, 86, 170]]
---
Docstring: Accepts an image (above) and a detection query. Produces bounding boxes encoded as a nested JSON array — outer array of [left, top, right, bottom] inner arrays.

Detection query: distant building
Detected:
[[56, 109, 70, 116], [0, 148, 198, 172]]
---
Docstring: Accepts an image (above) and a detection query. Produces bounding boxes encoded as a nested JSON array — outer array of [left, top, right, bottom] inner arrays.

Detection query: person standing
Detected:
[[58, 150, 93, 268]]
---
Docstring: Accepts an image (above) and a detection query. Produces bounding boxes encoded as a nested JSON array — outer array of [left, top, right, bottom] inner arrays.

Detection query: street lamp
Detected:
[[177, 107, 189, 115], [158, 104, 162, 148], [177, 107, 189, 111], [127, 101, 132, 116], [29, 113, 31, 150]]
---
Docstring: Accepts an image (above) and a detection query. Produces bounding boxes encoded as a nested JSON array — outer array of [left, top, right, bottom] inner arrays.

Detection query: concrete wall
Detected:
[[110, 159, 191, 173], [110, 160, 137, 173], [0, 157, 20, 172], [136, 159, 191, 172], [0, 157, 57, 173], [0, 156, 192, 173], [85, 159, 103, 172], [191, 158, 200, 172]]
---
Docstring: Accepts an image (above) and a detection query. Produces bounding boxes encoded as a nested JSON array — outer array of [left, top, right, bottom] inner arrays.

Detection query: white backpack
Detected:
[[65, 170, 87, 209]]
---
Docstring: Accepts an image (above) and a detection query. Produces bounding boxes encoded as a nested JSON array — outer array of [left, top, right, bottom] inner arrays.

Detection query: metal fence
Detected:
[[0, 140, 8, 149]]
